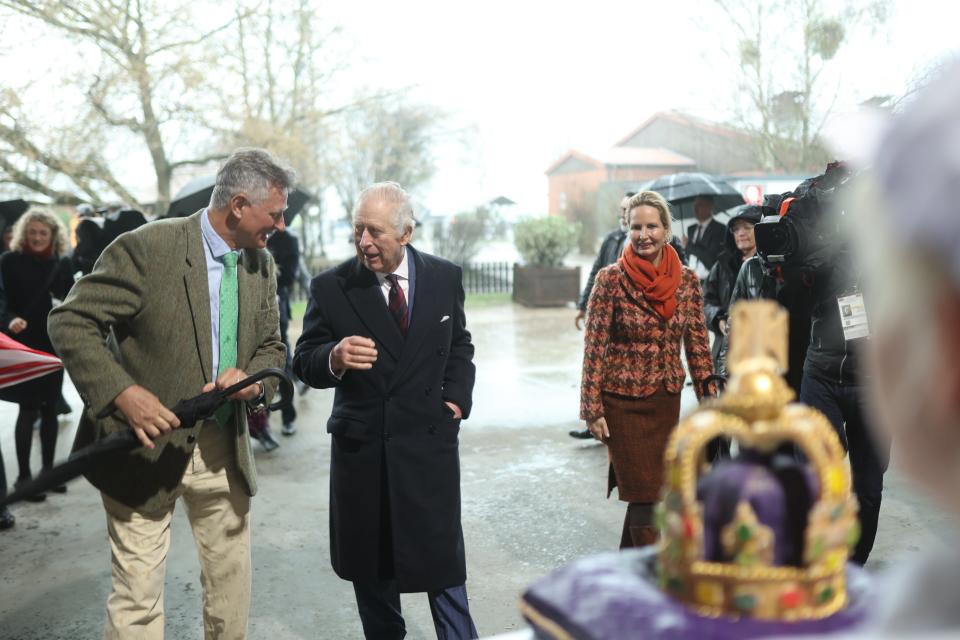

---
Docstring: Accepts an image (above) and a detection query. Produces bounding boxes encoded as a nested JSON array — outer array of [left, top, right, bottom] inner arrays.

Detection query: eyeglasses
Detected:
[[729, 223, 755, 235]]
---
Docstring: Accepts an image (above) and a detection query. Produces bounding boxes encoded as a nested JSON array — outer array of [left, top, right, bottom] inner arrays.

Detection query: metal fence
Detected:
[[460, 261, 512, 294]]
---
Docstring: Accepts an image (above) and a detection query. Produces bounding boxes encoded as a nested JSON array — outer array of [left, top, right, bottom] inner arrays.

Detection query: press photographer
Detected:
[[748, 162, 889, 565]]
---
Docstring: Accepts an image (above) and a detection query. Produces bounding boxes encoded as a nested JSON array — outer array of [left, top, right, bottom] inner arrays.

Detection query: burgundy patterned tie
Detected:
[[386, 274, 408, 336]]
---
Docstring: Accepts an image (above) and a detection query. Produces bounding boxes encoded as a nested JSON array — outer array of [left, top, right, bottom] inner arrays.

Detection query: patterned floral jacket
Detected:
[[580, 263, 714, 421]]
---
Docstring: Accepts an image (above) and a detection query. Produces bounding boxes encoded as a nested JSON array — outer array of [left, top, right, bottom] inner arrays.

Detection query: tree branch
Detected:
[[0, 154, 85, 204], [168, 152, 229, 170]]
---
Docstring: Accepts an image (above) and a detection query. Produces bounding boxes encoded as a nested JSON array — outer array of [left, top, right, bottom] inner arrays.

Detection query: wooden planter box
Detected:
[[512, 265, 581, 307]]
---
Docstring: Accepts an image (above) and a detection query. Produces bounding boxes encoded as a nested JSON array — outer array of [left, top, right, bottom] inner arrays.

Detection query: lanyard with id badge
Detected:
[[837, 288, 869, 341]]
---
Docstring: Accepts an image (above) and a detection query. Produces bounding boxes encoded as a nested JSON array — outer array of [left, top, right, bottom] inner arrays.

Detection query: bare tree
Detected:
[[431, 207, 492, 265], [711, 0, 890, 172], [213, 1, 410, 261], [327, 98, 445, 221], [0, 0, 237, 211]]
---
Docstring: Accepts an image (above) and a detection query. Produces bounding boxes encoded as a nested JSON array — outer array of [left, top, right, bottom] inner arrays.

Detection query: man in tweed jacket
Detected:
[[48, 149, 288, 639]]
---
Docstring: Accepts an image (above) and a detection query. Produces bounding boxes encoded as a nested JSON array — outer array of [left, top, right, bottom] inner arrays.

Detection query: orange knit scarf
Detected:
[[618, 242, 682, 320]]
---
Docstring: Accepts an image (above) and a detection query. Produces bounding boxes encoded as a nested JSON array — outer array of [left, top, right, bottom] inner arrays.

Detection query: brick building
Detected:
[[545, 111, 762, 217]]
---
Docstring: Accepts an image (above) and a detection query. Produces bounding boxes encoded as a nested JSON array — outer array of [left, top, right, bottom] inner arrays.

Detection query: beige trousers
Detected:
[[101, 422, 251, 640]]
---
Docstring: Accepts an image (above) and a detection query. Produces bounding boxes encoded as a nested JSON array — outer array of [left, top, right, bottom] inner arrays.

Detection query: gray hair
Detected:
[[209, 148, 296, 210], [353, 182, 415, 234]]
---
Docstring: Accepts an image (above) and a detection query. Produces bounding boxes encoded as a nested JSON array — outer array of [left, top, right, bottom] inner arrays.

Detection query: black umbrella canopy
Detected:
[[0, 199, 30, 230], [166, 175, 312, 225], [645, 172, 745, 222]]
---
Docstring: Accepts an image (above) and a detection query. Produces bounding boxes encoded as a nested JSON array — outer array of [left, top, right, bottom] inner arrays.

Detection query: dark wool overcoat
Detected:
[[293, 246, 475, 593], [0, 250, 74, 407]]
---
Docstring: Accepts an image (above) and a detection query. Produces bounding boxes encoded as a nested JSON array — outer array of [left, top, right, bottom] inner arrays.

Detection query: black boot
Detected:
[[14, 477, 45, 502], [0, 506, 14, 530]]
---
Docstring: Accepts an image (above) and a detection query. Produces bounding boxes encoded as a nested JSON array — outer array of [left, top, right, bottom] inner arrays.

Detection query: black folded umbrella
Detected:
[[0, 368, 292, 507], [166, 175, 312, 225]]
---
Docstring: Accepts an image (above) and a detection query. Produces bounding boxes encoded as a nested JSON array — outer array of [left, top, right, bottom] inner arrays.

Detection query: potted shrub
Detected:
[[512, 216, 581, 307]]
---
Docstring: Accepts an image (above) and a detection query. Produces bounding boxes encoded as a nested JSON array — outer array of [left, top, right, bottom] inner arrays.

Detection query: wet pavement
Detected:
[[0, 301, 952, 639]]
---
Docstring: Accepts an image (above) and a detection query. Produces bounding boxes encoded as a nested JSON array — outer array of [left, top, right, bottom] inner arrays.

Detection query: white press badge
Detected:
[[837, 293, 869, 340]]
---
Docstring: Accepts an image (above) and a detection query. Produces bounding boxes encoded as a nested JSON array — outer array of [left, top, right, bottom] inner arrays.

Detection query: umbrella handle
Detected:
[[218, 367, 293, 412], [96, 368, 294, 420]]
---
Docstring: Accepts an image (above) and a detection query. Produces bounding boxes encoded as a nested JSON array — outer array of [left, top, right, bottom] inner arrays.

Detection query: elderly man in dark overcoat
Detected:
[[293, 181, 477, 639]]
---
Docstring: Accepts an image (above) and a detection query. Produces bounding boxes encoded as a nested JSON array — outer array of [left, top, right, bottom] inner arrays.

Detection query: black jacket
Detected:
[[729, 256, 777, 304], [0, 251, 74, 406], [293, 245, 475, 592], [728, 256, 813, 393], [266, 230, 300, 291], [686, 219, 726, 271], [703, 249, 744, 373], [579, 228, 626, 311], [803, 249, 865, 385]]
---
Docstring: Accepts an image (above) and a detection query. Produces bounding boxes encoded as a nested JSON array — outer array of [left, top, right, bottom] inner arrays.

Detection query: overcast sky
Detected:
[[3, 0, 957, 216], [327, 0, 959, 215]]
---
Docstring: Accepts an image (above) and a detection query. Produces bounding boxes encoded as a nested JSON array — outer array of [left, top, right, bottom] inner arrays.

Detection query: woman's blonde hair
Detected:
[[625, 190, 674, 242], [9, 208, 69, 257]]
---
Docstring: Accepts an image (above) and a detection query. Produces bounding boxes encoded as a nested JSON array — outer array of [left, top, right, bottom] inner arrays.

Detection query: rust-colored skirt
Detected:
[[603, 387, 681, 503]]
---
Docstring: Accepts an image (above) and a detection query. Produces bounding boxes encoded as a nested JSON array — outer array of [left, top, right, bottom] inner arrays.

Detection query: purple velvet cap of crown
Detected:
[[521, 547, 871, 640], [698, 451, 820, 567]]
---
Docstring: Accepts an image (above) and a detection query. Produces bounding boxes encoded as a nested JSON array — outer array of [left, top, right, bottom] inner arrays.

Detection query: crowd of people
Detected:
[[0, 183, 309, 532], [2, 62, 960, 639]]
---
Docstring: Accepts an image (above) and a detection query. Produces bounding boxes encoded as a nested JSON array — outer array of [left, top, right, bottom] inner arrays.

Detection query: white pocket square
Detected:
[[440, 315, 450, 323]]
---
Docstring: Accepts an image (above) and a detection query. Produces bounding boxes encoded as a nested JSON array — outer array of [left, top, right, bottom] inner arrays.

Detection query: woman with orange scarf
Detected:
[[580, 190, 714, 548]]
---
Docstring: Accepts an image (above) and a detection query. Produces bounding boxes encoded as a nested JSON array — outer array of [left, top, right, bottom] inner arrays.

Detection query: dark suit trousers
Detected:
[[353, 450, 478, 640], [276, 286, 296, 425], [800, 372, 889, 565], [352, 581, 478, 640]]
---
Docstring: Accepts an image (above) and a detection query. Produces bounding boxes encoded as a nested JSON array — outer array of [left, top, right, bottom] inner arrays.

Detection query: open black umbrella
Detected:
[[645, 172, 745, 222], [166, 175, 312, 225], [0, 368, 293, 507], [0, 199, 30, 230]]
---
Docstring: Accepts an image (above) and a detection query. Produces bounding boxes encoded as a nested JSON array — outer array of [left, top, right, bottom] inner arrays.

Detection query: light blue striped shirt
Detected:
[[199, 209, 240, 378]]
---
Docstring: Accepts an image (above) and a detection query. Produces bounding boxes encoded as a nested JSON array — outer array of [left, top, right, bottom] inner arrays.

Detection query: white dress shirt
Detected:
[[691, 220, 709, 245], [375, 247, 410, 307], [328, 248, 411, 379]]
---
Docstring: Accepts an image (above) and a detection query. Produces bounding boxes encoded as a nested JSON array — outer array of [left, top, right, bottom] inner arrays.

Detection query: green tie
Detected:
[[214, 252, 239, 426]]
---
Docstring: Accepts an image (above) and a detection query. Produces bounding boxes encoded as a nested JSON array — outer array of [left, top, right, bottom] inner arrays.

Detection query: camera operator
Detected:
[[702, 205, 762, 376], [753, 166, 889, 565], [799, 244, 888, 566]]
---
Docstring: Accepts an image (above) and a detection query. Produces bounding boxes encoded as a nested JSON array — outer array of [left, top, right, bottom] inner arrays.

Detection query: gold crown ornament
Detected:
[[656, 301, 860, 622]]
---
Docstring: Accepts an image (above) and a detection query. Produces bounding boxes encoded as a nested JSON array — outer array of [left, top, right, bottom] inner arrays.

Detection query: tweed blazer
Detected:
[[580, 262, 714, 422], [48, 212, 285, 510]]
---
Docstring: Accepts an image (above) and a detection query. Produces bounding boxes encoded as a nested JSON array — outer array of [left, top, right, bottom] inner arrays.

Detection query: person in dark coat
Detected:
[[571, 196, 630, 440], [729, 253, 814, 398], [72, 213, 104, 276], [683, 196, 726, 280], [293, 181, 477, 640], [702, 205, 762, 375], [267, 227, 301, 436], [100, 208, 148, 247], [575, 196, 631, 331], [0, 208, 75, 499]]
